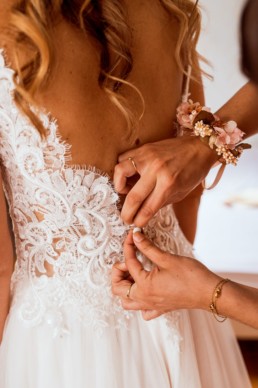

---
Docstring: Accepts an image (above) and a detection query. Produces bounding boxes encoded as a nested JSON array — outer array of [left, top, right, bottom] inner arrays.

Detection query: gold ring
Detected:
[[128, 157, 137, 173], [126, 283, 134, 299]]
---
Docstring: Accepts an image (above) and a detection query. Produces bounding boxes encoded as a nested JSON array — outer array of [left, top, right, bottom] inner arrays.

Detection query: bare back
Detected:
[[30, 1, 184, 176], [0, 0, 204, 244], [0, 1, 208, 351]]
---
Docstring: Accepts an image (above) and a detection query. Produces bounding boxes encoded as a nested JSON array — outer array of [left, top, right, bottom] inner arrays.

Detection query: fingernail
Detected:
[[133, 227, 142, 234], [133, 231, 144, 243]]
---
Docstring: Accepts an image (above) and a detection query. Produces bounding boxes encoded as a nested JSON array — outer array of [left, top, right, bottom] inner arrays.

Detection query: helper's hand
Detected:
[[111, 258, 165, 321], [112, 231, 220, 320], [114, 136, 217, 227]]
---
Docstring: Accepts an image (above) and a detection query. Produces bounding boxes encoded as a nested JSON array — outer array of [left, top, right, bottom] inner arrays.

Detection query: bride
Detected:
[[0, 1, 251, 387]]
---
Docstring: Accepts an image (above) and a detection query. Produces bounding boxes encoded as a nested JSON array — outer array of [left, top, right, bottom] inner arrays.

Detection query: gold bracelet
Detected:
[[209, 278, 229, 322]]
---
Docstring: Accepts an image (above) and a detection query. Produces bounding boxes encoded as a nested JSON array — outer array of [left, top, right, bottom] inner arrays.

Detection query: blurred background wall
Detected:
[[195, 0, 258, 274]]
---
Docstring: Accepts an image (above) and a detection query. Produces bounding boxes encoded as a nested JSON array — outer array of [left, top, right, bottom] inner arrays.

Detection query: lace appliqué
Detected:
[[0, 51, 192, 339]]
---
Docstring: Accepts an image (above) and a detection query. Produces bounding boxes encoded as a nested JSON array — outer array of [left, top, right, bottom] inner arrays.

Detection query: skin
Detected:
[[111, 78, 258, 327], [112, 232, 258, 329], [112, 82, 258, 326], [0, 171, 14, 342], [0, 1, 203, 341], [111, 1, 258, 326], [114, 82, 258, 227]]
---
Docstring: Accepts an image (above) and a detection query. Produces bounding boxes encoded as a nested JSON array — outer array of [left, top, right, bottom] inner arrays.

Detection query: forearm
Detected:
[[216, 82, 258, 138], [174, 266, 258, 329], [215, 281, 258, 329], [197, 270, 258, 329]]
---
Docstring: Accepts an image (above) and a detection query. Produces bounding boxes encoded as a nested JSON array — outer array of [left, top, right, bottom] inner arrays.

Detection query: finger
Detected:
[[132, 167, 185, 226], [121, 297, 151, 311], [141, 310, 165, 321], [111, 262, 133, 299], [134, 191, 167, 228], [114, 159, 139, 194], [132, 172, 175, 226], [121, 300, 142, 311], [118, 148, 139, 163], [113, 262, 128, 272], [121, 175, 156, 225], [123, 233, 146, 281], [111, 262, 129, 284], [111, 277, 132, 298], [132, 232, 170, 269]]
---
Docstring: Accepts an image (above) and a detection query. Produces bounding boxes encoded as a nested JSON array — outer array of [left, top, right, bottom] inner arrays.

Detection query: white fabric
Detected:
[[0, 51, 251, 388]]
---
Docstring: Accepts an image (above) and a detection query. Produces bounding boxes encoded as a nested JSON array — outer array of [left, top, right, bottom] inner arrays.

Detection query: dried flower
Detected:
[[176, 100, 210, 130], [194, 121, 213, 138], [176, 99, 251, 166]]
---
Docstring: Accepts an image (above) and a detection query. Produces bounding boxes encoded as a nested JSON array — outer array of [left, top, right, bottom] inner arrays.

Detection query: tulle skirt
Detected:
[[0, 300, 251, 388]]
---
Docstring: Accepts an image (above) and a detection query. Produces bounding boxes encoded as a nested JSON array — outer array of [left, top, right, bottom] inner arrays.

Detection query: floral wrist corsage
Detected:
[[176, 100, 251, 166]]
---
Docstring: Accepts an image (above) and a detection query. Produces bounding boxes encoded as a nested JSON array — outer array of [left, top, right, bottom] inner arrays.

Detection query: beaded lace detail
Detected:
[[0, 51, 193, 337]]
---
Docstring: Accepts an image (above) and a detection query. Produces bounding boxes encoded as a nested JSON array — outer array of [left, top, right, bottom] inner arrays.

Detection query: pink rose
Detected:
[[214, 127, 231, 147], [214, 121, 245, 148], [176, 102, 193, 129], [224, 121, 245, 146], [176, 100, 211, 129]]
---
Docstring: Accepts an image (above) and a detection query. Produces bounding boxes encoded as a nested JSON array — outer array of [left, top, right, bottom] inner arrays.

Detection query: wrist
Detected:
[[214, 280, 235, 319], [178, 258, 222, 311], [197, 271, 223, 312], [184, 135, 219, 178], [177, 100, 251, 167], [191, 135, 219, 167], [214, 280, 258, 327]]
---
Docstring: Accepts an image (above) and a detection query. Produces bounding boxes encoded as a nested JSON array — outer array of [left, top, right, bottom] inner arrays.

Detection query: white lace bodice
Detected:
[[0, 51, 192, 337]]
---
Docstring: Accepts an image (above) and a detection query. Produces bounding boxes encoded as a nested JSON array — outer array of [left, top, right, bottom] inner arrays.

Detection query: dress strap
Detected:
[[182, 65, 192, 103]]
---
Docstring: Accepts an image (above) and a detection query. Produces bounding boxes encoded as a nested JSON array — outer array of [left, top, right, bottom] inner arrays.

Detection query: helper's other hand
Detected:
[[114, 136, 217, 227]]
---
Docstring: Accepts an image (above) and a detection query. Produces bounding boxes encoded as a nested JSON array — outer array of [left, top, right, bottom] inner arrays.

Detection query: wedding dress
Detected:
[[0, 51, 251, 388]]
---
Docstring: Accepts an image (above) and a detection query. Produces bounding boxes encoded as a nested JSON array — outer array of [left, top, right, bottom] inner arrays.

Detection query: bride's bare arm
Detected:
[[0, 170, 14, 343]]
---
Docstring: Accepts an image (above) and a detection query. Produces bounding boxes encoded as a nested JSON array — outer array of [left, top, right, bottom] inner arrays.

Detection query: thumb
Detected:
[[124, 232, 145, 280], [132, 232, 170, 269], [141, 310, 164, 321]]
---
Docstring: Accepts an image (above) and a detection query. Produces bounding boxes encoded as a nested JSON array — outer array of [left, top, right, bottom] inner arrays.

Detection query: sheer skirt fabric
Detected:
[[0, 288, 251, 388]]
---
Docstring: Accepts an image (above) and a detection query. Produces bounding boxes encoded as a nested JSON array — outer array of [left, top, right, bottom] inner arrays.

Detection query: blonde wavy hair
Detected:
[[5, 0, 201, 135]]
